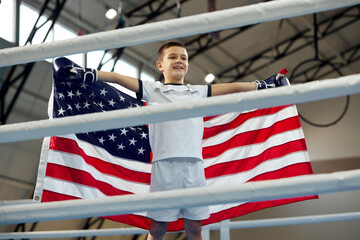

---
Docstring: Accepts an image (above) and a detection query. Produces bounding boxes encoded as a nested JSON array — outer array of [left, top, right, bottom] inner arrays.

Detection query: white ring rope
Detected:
[[1, 168, 360, 225], [0, 73, 359, 144], [0, 0, 359, 67], [1, 212, 360, 239]]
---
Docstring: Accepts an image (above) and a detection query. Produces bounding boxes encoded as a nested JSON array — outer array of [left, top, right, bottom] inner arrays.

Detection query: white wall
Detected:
[[299, 93, 360, 161]]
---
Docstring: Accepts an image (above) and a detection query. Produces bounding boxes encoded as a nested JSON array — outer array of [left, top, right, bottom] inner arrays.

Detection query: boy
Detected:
[[56, 41, 286, 240]]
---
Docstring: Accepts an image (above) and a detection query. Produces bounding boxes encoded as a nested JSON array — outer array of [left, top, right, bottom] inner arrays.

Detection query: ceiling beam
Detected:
[[216, 6, 360, 82], [98, 0, 191, 70]]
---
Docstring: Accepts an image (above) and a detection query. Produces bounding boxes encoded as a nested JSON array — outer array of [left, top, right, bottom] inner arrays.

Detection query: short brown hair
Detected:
[[157, 41, 186, 60]]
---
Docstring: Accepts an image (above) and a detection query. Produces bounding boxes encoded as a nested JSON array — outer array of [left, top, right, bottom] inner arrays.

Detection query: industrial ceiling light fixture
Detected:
[[205, 73, 215, 83], [105, 8, 117, 20]]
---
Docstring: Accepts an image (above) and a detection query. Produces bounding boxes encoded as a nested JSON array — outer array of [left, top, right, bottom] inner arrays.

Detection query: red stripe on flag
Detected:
[[201, 195, 316, 228], [203, 106, 289, 139], [205, 139, 307, 178], [42, 189, 80, 202], [203, 116, 302, 159], [105, 215, 152, 231], [251, 163, 314, 182], [46, 163, 134, 196], [203, 115, 219, 122], [50, 137, 150, 184], [249, 162, 314, 182]]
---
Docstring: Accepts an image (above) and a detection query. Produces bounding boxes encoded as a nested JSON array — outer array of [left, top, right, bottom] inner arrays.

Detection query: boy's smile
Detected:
[[156, 46, 189, 84]]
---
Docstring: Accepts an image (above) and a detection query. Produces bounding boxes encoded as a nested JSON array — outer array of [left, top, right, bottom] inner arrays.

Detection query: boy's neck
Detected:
[[164, 78, 184, 85]]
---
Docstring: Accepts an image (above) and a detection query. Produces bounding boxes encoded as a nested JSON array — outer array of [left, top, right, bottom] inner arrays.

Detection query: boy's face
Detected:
[[156, 46, 189, 83]]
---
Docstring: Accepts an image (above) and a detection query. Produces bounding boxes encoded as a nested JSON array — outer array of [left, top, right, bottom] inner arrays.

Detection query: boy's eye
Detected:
[[168, 55, 187, 61]]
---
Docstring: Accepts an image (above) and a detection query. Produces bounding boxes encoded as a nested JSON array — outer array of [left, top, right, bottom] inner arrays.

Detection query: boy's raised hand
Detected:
[[53, 57, 98, 84]]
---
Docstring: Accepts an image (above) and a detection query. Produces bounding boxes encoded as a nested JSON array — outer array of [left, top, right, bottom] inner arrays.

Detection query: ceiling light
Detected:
[[205, 73, 215, 83], [106, 8, 117, 20]]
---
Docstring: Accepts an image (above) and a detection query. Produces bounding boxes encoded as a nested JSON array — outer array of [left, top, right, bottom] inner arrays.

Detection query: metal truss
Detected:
[[125, 0, 189, 24], [77, 217, 149, 240], [10, 222, 38, 240], [288, 42, 360, 127], [185, 27, 250, 61], [0, 0, 67, 124], [216, 5, 360, 82], [185, 0, 272, 61], [290, 43, 360, 82], [77, 217, 105, 240], [97, 0, 191, 71]]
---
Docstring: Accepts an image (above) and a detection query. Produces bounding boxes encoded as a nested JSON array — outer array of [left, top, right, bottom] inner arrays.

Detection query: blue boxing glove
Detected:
[[253, 68, 289, 90], [53, 57, 98, 84]]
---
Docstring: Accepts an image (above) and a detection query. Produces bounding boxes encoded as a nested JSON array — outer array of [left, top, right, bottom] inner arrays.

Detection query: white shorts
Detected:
[[146, 157, 210, 222]]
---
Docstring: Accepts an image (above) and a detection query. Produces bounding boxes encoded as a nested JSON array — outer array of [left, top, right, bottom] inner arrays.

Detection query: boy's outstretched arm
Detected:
[[53, 57, 140, 94], [211, 82, 257, 96], [97, 71, 140, 94], [211, 71, 289, 96]]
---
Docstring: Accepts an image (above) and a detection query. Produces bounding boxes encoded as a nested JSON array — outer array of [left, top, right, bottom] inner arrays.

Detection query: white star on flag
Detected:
[[100, 88, 108, 96], [129, 138, 137, 146], [117, 143, 125, 150], [109, 134, 117, 141], [98, 137, 105, 145], [138, 147, 145, 155], [120, 128, 128, 136]]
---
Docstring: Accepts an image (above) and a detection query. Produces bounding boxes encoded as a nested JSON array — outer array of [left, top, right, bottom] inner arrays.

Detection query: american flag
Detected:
[[34, 68, 316, 231]]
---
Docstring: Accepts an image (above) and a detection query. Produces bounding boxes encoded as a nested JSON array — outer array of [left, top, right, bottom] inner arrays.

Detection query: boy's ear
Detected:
[[156, 61, 164, 72]]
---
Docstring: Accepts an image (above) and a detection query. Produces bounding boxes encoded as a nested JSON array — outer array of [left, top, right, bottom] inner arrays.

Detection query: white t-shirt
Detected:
[[139, 81, 211, 162]]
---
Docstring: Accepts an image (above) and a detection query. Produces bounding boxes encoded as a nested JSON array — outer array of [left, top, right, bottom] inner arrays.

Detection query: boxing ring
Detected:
[[1, 0, 360, 239]]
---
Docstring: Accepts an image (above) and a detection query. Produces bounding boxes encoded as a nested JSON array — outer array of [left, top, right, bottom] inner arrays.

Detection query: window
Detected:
[[20, 3, 52, 46], [87, 52, 138, 97], [113, 60, 138, 97], [87, 51, 116, 72], [141, 71, 155, 82], [19, 2, 83, 64], [0, 1, 156, 95], [53, 23, 83, 65], [0, 0, 15, 42], [114, 60, 138, 78]]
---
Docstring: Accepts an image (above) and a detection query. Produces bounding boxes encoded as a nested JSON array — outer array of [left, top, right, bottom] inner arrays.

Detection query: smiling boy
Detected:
[[98, 42, 261, 240], [55, 41, 287, 240]]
